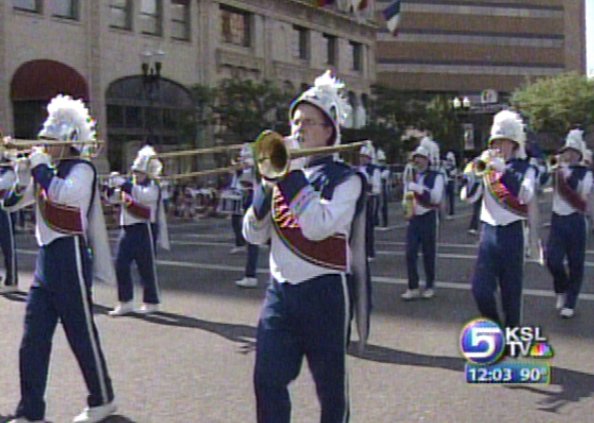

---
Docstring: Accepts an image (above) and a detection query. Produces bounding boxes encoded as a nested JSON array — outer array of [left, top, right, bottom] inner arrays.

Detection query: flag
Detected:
[[316, 0, 335, 6], [382, 0, 401, 36]]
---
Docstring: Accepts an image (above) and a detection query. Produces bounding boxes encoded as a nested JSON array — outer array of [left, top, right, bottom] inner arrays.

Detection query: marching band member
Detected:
[[109, 145, 169, 316], [233, 143, 261, 288], [444, 151, 458, 219], [359, 142, 380, 260], [243, 71, 370, 423], [465, 110, 540, 329], [401, 145, 444, 300], [3, 95, 117, 423], [229, 145, 253, 254], [546, 129, 591, 318], [0, 152, 18, 293], [376, 148, 391, 228]]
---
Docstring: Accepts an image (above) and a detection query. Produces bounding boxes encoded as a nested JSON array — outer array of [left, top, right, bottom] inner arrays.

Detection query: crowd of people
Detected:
[[0, 68, 592, 422]]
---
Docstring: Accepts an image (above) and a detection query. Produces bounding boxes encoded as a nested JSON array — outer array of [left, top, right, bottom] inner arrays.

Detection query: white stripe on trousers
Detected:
[[7, 212, 15, 284], [74, 237, 109, 404], [340, 273, 350, 423], [147, 223, 160, 302]]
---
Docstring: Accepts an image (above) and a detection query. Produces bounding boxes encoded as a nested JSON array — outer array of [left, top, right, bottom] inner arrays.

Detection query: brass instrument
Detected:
[[254, 130, 369, 181], [0, 137, 104, 161], [402, 162, 417, 219], [473, 149, 502, 177], [547, 154, 560, 170]]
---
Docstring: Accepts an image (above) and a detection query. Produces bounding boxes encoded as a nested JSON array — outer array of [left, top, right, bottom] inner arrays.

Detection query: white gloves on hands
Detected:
[[408, 182, 424, 194], [28, 147, 51, 169], [15, 158, 30, 187]]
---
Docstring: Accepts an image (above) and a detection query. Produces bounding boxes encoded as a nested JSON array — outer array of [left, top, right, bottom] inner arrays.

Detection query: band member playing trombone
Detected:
[[243, 71, 369, 423], [464, 110, 540, 329], [401, 145, 444, 300], [546, 129, 592, 319], [0, 151, 18, 293], [3, 95, 117, 423], [109, 145, 170, 316]]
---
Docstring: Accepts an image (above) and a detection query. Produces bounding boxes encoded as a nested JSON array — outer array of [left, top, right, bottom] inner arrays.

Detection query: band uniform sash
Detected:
[[413, 192, 439, 210], [122, 192, 151, 220], [38, 189, 84, 235], [272, 188, 347, 271], [555, 170, 587, 214], [484, 170, 528, 217]]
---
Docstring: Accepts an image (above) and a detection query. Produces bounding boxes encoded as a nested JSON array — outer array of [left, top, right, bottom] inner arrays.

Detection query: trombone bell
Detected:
[[254, 130, 290, 181]]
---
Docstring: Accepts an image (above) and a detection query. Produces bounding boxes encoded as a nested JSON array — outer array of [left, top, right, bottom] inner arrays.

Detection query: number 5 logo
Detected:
[[460, 319, 505, 364]]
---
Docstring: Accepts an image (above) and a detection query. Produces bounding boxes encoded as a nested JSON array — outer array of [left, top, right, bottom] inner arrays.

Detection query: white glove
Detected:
[[408, 182, 424, 194], [489, 156, 506, 173], [111, 175, 127, 187], [289, 157, 307, 172], [28, 147, 51, 169], [15, 158, 30, 187], [559, 164, 570, 179]]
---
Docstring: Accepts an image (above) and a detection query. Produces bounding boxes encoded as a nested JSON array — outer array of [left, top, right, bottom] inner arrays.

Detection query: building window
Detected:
[[52, 0, 78, 20], [350, 41, 362, 71], [171, 0, 190, 40], [323, 34, 337, 66], [109, 0, 132, 30], [292, 25, 308, 60], [13, 0, 42, 13], [220, 6, 251, 47], [140, 0, 162, 36]]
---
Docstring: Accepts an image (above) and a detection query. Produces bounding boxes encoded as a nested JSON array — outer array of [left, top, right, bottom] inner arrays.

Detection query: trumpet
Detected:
[[547, 154, 560, 170], [473, 149, 502, 176], [254, 130, 369, 181]]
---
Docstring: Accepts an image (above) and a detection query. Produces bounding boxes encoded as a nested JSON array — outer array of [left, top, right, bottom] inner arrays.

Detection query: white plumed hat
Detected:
[[488, 110, 526, 159], [582, 148, 592, 165], [289, 70, 352, 146], [38, 94, 96, 153], [359, 141, 375, 160], [131, 145, 162, 178], [420, 136, 439, 164], [559, 129, 585, 159], [412, 145, 430, 160], [376, 148, 386, 162]]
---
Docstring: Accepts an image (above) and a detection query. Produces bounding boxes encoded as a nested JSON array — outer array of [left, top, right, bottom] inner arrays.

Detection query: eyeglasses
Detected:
[[290, 118, 329, 128]]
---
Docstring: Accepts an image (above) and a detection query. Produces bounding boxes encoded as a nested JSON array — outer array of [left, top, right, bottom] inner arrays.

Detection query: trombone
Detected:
[[0, 137, 104, 160], [254, 130, 369, 181]]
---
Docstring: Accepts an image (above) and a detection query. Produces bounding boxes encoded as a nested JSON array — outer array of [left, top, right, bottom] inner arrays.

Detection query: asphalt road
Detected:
[[1, 192, 593, 422]]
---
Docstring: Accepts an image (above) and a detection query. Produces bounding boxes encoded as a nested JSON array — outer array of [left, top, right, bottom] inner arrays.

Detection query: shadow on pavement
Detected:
[[104, 415, 138, 422], [0, 291, 27, 303], [93, 305, 257, 354], [351, 341, 594, 414]]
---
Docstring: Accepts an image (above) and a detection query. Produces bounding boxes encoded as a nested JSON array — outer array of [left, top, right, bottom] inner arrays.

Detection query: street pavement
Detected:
[[1, 192, 593, 422]]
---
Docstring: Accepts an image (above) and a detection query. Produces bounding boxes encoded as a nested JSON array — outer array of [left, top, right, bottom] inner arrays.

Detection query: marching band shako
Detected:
[[217, 189, 244, 215]]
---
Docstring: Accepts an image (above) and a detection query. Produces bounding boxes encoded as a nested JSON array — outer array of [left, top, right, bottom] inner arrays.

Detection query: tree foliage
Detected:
[[511, 72, 594, 137]]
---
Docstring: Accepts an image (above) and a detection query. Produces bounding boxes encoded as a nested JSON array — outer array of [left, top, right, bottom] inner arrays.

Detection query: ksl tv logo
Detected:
[[459, 318, 554, 364]]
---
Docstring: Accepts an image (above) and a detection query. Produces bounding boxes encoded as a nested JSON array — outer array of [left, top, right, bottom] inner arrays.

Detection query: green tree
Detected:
[[422, 95, 463, 156], [213, 78, 293, 142], [511, 72, 594, 137]]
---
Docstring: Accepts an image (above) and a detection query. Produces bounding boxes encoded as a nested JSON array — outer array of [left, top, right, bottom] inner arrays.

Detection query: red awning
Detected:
[[10, 59, 88, 101]]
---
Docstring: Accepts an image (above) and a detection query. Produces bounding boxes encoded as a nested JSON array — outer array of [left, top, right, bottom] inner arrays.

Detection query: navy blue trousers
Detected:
[[406, 211, 437, 289], [446, 181, 456, 215], [546, 213, 586, 309], [0, 208, 17, 285], [255, 275, 350, 423], [472, 221, 524, 328], [16, 236, 114, 420], [115, 223, 160, 304], [232, 213, 246, 247], [469, 198, 482, 231]]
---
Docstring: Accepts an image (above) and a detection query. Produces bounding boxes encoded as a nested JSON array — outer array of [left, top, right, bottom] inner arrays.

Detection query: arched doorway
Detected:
[[10, 60, 89, 139], [105, 76, 195, 171]]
